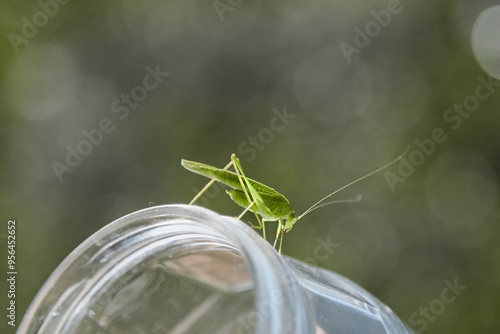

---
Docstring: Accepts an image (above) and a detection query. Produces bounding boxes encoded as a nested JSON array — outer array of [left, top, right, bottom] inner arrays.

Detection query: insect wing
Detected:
[[182, 159, 285, 198]]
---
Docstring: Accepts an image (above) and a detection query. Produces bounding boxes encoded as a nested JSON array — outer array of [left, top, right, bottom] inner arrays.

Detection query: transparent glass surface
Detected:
[[19, 204, 413, 334], [284, 257, 414, 334]]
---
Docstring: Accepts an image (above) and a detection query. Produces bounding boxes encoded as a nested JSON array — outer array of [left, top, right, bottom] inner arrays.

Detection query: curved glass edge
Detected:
[[283, 256, 415, 334], [18, 204, 314, 334]]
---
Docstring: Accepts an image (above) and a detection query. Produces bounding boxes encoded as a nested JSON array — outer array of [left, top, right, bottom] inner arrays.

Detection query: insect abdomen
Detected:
[[226, 189, 293, 220]]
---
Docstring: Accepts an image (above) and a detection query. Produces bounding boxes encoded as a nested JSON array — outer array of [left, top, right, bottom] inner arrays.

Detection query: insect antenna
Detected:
[[297, 146, 410, 220], [299, 195, 362, 217]]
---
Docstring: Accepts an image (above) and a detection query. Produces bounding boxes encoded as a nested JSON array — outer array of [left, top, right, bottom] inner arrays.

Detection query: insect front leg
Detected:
[[272, 219, 281, 249], [189, 160, 233, 205], [272, 219, 285, 254], [278, 223, 285, 255]]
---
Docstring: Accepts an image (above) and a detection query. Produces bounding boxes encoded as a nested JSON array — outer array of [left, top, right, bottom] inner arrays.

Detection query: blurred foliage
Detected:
[[1, 0, 500, 333]]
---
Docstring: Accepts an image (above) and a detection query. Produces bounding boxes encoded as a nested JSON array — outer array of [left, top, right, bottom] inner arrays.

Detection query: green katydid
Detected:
[[181, 147, 409, 254]]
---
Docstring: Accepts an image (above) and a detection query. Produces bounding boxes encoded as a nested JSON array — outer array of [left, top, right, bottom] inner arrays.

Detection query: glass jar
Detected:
[[18, 204, 413, 334]]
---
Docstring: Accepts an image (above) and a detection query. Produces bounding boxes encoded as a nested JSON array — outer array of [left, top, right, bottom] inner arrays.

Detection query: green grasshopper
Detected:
[[181, 148, 408, 254]]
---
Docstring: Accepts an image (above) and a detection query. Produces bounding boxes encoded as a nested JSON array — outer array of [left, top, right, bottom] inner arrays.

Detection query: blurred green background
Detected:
[[1, 0, 500, 333]]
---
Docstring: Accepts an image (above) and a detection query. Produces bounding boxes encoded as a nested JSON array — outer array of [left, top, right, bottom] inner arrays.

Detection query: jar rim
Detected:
[[19, 204, 314, 334]]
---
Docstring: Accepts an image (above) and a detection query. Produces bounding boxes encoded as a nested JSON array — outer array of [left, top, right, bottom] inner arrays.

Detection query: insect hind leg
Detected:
[[189, 160, 233, 205], [238, 200, 256, 220], [231, 154, 266, 239]]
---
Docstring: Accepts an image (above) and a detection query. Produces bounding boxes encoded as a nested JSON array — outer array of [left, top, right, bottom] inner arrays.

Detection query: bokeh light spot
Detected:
[[121, 0, 186, 48], [426, 150, 498, 246], [294, 46, 374, 125], [472, 5, 500, 79], [5, 44, 79, 121]]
